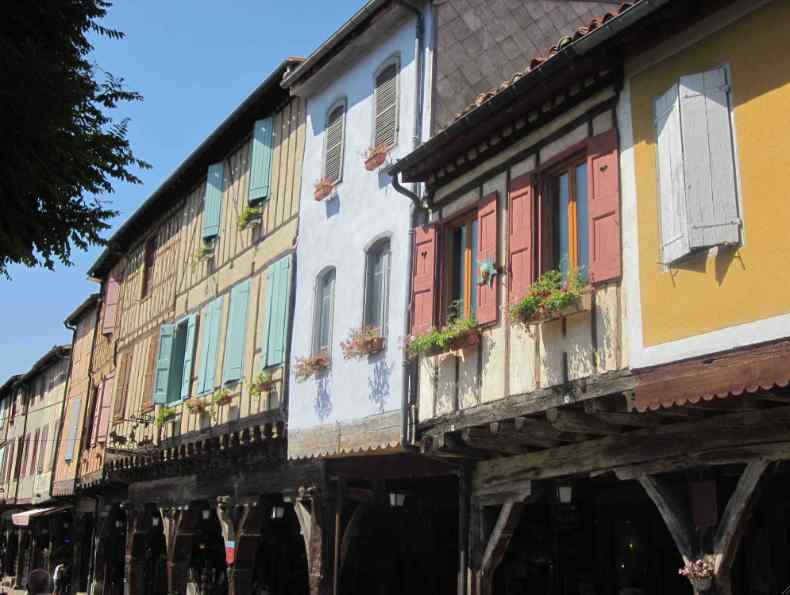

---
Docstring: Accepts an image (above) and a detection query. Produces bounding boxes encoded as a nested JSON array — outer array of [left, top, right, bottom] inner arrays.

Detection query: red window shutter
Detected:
[[476, 192, 499, 325], [411, 225, 438, 335], [102, 273, 121, 336], [508, 175, 535, 304], [96, 373, 114, 444], [587, 129, 622, 284]]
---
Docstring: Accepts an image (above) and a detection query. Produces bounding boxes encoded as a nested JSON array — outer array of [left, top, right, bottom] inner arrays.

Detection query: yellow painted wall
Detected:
[[630, 0, 790, 346]]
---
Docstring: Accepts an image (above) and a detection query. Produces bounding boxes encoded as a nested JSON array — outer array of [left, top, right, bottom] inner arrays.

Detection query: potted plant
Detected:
[[238, 205, 262, 230], [294, 352, 331, 381], [406, 316, 480, 359], [363, 143, 391, 171], [340, 326, 386, 359], [314, 178, 336, 201], [185, 398, 209, 415], [155, 405, 177, 428], [212, 387, 233, 407], [679, 557, 715, 592], [192, 241, 214, 264], [510, 268, 590, 325], [250, 371, 275, 398]]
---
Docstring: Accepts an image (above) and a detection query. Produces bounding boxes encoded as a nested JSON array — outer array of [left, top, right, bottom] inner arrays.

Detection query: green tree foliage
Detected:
[[0, 0, 149, 277]]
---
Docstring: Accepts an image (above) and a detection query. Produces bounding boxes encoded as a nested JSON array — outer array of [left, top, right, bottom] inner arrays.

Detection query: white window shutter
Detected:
[[324, 105, 345, 184], [374, 64, 398, 149], [679, 67, 741, 250], [655, 83, 691, 264]]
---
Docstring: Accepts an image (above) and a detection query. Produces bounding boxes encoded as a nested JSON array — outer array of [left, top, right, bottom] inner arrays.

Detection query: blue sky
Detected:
[[0, 0, 365, 381]]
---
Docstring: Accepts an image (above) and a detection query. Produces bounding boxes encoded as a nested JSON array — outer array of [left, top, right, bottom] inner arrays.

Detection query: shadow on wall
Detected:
[[315, 375, 333, 422], [368, 357, 393, 413]]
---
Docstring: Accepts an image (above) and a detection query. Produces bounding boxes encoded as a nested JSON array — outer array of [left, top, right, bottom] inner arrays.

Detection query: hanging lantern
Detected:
[[389, 493, 406, 508], [271, 506, 285, 520]]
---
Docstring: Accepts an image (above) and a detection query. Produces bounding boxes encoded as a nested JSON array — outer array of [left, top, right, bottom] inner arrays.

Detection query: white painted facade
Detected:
[[287, 5, 433, 458]]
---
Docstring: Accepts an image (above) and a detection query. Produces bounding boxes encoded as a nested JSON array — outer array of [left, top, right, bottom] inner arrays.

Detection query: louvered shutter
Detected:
[[411, 225, 437, 335], [679, 67, 741, 250], [587, 129, 622, 284], [37, 426, 47, 474], [102, 273, 121, 336], [64, 397, 80, 463], [180, 314, 198, 399], [202, 162, 225, 240], [5, 442, 13, 482], [141, 335, 158, 411], [476, 192, 499, 325], [29, 430, 40, 478], [223, 280, 251, 384], [325, 105, 345, 183], [264, 255, 292, 368], [509, 174, 535, 304], [249, 117, 275, 202], [96, 373, 114, 444], [655, 83, 691, 264], [374, 64, 398, 149], [154, 324, 175, 404], [89, 383, 103, 448], [198, 297, 223, 394], [113, 351, 133, 421]]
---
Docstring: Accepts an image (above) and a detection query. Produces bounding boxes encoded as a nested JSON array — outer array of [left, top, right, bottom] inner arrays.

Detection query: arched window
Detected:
[[364, 239, 391, 334], [314, 268, 336, 354], [324, 103, 346, 184], [373, 62, 398, 149]]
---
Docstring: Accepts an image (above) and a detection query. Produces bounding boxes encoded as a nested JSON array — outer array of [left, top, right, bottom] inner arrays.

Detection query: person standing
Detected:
[[53, 561, 69, 595]]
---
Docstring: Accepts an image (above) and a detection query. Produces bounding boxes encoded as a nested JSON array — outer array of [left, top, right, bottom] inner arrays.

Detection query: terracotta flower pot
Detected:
[[364, 151, 388, 171], [314, 183, 335, 201], [362, 335, 386, 355]]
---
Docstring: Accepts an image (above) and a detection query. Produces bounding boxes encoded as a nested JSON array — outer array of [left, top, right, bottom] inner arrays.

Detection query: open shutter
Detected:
[[679, 67, 741, 250], [113, 351, 133, 421], [96, 373, 114, 444], [37, 426, 48, 474], [411, 225, 437, 335], [180, 314, 198, 399], [198, 297, 223, 394], [374, 64, 398, 149], [202, 162, 225, 240], [5, 442, 14, 482], [587, 129, 622, 284], [325, 105, 345, 183], [264, 255, 292, 368], [89, 383, 104, 448], [154, 324, 175, 404], [655, 84, 691, 264], [509, 174, 535, 304], [141, 335, 157, 412], [64, 397, 80, 463], [102, 273, 121, 336], [223, 280, 251, 384], [29, 430, 40, 478], [249, 117, 274, 202], [476, 192, 499, 325]]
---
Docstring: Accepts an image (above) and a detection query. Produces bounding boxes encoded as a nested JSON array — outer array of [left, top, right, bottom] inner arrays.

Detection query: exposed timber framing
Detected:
[[546, 408, 623, 435], [636, 476, 694, 560]]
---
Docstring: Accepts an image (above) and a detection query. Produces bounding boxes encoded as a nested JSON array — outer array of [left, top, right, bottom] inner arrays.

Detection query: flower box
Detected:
[[212, 388, 233, 407], [426, 328, 480, 356], [364, 144, 391, 171], [294, 352, 331, 381], [406, 317, 480, 359], [521, 291, 592, 325], [250, 372, 275, 398], [185, 399, 209, 415], [341, 326, 386, 360], [314, 179, 336, 201]]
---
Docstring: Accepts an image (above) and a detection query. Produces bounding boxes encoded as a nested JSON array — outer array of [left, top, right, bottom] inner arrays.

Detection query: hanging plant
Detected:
[[211, 387, 233, 407], [340, 326, 385, 359], [314, 178, 336, 201], [238, 206, 262, 230], [155, 406, 177, 428], [250, 371, 275, 398], [510, 268, 588, 325], [363, 143, 391, 171], [405, 316, 479, 359], [294, 352, 331, 381]]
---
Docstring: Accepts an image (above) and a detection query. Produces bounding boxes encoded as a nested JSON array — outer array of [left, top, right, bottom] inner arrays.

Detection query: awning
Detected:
[[12, 505, 72, 527], [635, 339, 790, 412]]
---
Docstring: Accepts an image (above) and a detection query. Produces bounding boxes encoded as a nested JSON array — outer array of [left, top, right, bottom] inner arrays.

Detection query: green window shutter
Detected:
[[202, 162, 224, 241], [154, 324, 175, 404], [64, 397, 81, 462], [264, 255, 292, 367], [222, 280, 251, 384], [198, 297, 223, 395], [249, 118, 274, 203], [180, 314, 198, 400]]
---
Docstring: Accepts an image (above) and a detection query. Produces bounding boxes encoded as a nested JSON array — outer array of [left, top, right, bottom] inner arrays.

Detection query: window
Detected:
[[374, 62, 398, 149], [222, 280, 251, 385], [249, 117, 274, 202], [141, 235, 157, 299], [64, 397, 81, 463], [202, 162, 225, 241], [655, 66, 741, 264], [102, 271, 121, 336], [324, 103, 346, 184], [154, 314, 198, 404], [37, 426, 48, 474], [262, 255, 292, 368], [445, 213, 479, 321], [314, 268, 336, 354], [198, 297, 223, 395], [29, 430, 40, 477], [540, 159, 589, 278], [364, 240, 391, 333]]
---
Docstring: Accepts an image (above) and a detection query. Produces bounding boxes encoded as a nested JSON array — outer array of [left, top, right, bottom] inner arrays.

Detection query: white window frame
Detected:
[[313, 267, 336, 356], [362, 237, 392, 337]]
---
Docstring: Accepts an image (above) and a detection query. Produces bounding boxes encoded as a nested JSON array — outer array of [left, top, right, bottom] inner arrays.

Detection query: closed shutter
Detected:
[[374, 64, 398, 149], [476, 192, 499, 325], [20, 436, 30, 477], [587, 129, 622, 284], [509, 174, 535, 304], [64, 396, 81, 463], [113, 351, 133, 421], [153, 324, 175, 405], [0, 446, 6, 483], [411, 225, 437, 335], [96, 373, 114, 444], [180, 314, 199, 400], [198, 297, 224, 394], [263, 255, 292, 367], [679, 67, 741, 250], [37, 426, 48, 474], [249, 117, 275, 202], [48, 422, 59, 471], [5, 442, 14, 482], [202, 162, 225, 240], [141, 335, 158, 412], [102, 273, 121, 336], [324, 105, 345, 183], [29, 430, 40, 478], [223, 280, 251, 384]]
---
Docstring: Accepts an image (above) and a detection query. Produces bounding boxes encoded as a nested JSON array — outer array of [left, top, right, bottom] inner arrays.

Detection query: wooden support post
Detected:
[[159, 505, 198, 595], [216, 496, 264, 595], [123, 503, 149, 595], [637, 476, 695, 561], [89, 504, 116, 595], [458, 464, 471, 595], [294, 489, 332, 595], [339, 503, 369, 575], [332, 480, 343, 595], [14, 529, 26, 588]]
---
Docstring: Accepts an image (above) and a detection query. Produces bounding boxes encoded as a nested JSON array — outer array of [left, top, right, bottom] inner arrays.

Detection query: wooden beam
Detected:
[[546, 408, 623, 435], [461, 428, 532, 455], [339, 503, 370, 574], [478, 496, 529, 595], [489, 419, 561, 448], [512, 416, 575, 443], [637, 476, 695, 560], [590, 411, 663, 428]]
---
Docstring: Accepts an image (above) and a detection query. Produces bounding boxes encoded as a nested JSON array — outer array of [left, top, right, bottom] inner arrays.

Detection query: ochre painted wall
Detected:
[[630, 0, 790, 347]]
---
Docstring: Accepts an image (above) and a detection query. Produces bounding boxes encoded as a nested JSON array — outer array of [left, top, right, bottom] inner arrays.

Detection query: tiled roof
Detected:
[[451, 1, 637, 125]]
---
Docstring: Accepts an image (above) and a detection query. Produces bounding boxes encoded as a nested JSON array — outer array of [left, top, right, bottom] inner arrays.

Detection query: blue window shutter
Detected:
[[264, 255, 292, 367], [64, 397, 81, 462], [180, 315, 198, 400], [198, 297, 223, 394], [249, 118, 274, 203], [202, 162, 224, 240], [154, 324, 175, 404], [222, 280, 251, 384]]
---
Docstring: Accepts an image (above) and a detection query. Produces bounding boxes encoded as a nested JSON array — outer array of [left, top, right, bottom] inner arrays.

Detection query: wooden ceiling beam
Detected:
[[546, 408, 623, 436]]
